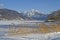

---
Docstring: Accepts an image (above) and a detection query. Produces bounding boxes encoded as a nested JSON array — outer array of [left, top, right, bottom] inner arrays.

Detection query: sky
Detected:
[[0, 0, 60, 14]]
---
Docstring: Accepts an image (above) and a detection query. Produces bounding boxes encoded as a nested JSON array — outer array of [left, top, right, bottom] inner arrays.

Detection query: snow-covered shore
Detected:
[[6, 32, 60, 40], [0, 20, 60, 40], [0, 20, 44, 25], [0, 28, 60, 40]]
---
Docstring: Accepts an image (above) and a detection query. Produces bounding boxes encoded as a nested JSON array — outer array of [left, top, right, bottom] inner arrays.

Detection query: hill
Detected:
[[46, 10, 60, 22], [0, 8, 23, 20]]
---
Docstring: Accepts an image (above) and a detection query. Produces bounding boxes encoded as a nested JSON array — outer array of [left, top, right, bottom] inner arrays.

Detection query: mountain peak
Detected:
[[23, 9, 41, 17], [20, 9, 47, 20], [31, 9, 40, 13]]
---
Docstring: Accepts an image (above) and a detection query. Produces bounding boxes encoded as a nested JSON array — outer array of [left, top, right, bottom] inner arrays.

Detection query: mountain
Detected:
[[0, 8, 48, 20], [0, 8, 23, 20], [46, 10, 60, 22], [20, 9, 48, 20]]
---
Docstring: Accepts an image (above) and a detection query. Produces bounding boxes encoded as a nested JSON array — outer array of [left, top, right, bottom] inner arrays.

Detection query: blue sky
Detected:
[[0, 0, 60, 14]]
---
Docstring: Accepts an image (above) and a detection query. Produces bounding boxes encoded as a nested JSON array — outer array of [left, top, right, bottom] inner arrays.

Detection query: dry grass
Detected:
[[49, 24, 60, 32], [8, 23, 60, 36], [8, 28, 40, 35], [39, 24, 60, 33]]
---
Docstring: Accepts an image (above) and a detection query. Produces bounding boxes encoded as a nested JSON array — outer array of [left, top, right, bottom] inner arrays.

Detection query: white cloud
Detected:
[[0, 4, 4, 9]]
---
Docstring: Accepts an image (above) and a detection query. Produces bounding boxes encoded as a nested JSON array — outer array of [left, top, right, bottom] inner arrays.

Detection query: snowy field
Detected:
[[0, 28, 60, 40], [0, 20, 60, 40], [0, 20, 44, 25]]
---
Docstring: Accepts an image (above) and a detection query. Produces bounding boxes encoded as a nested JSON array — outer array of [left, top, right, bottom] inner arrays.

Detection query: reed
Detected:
[[8, 23, 60, 36]]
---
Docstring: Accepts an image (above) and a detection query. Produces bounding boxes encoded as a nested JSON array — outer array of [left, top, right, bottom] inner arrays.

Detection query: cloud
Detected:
[[0, 4, 4, 9]]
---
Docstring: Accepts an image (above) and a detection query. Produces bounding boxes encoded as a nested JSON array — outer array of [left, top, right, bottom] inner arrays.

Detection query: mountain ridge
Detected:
[[0, 8, 48, 20], [46, 10, 60, 22], [0, 8, 23, 20], [20, 9, 48, 20]]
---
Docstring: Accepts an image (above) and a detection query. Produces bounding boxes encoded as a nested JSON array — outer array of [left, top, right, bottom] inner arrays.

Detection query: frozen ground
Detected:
[[0, 20, 44, 25], [0, 28, 60, 40]]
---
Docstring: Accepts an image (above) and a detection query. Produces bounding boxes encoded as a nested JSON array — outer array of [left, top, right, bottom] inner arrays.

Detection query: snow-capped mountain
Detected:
[[0, 8, 48, 20], [23, 9, 40, 17], [20, 9, 48, 20]]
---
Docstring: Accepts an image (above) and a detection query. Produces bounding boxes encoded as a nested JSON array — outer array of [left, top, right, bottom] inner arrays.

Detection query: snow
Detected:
[[23, 9, 41, 17], [0, 28, 60, 40], [0, 20, 44, 25], [0, 23, 60, 40], [5, 32, 60, 40]]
